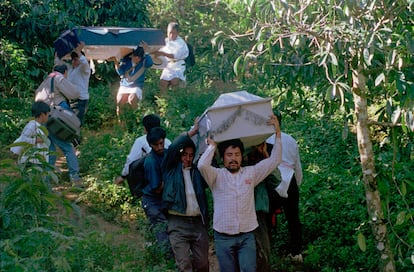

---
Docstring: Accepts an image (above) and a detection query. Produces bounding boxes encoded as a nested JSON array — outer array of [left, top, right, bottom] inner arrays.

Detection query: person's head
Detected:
[[31, 101, 50, 123], [167, 22, 179, 41], [53, 64, 68, 77], [71, 51, 80, 68], [218, 139, 244, 173], [246, 142, 268, 165], [142, 114, 161, 133], [147, 127, 166, 156], [162, 134, 195, 171], [179, 137, 196, 168], [132, 46, 145, 64]]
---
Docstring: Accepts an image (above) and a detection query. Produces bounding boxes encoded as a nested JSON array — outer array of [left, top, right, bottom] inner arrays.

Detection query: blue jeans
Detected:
[[214, 230, 257, 272], [48, 133, 80, 181]]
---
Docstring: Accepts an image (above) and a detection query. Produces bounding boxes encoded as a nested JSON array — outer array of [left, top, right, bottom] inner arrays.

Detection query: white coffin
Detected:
[[194, 91, 275, 156]]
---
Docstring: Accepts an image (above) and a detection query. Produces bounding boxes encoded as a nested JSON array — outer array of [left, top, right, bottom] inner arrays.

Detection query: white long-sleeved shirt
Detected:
[[159, 35, 189, 81], [266, 132, 303, 197], [12, 120, 50, 164], [55, 55, 91, 100], [197, 139, 282, 235]]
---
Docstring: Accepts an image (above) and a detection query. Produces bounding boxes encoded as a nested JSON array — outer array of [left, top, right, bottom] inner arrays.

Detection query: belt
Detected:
[[168, 213, 202, 223]]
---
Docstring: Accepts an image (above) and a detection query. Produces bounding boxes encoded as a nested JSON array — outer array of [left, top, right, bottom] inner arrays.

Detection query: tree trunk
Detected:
[[352, 68, 396, 272]]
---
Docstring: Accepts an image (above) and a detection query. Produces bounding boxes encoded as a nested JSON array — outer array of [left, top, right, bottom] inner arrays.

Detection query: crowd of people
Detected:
[[10, 21, 305, 271], [112, 111, 304, 271]]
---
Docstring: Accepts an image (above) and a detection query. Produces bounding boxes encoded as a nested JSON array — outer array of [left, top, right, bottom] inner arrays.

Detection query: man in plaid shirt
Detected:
[[198, 114, 282, 272]]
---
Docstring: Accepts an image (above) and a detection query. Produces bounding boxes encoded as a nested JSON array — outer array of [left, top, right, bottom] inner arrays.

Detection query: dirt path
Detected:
[[55, 155, 220, 271]]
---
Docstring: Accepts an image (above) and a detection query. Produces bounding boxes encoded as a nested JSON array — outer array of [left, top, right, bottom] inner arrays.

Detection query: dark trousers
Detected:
[[269, 176, 303, 255], [141, 195, 172, 256], [71, 99, 88, 125], [167, 214, 209, 272], [254, 212, 272, 272]]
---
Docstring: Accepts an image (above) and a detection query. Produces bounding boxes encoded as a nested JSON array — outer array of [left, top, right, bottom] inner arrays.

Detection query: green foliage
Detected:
[[0, 98, 33, 159], [0, 0, 151, 96]]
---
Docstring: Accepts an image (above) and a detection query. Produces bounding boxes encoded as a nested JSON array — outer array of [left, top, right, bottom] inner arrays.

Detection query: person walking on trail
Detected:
[[54, 41, 91, 126], [266, 111, 304, 263], [197, 114, 282, 272], [35, 64, 83, 186], [10, 101, 51, 166], [162, 123, 210, 272], [141, 126, 172, 257], [114, 114, 171, 185], [109, 43, 153, 117], [153, 22, 189, 94]]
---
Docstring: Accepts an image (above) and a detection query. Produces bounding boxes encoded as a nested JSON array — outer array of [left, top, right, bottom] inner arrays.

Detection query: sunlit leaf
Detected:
[[329, 53, 338, 66], [391, 107, 401, 125], [357, 232, 366, 252], [401, 181, 407, 197], [375, 73, 385, 86], [396, 211, 406, 226], [363, 48, 371, 66]]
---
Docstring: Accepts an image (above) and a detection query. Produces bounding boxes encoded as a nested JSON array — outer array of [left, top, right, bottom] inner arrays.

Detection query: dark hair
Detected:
[[31, 101, 50, 118], [53, 64, 68, 74], [142, 114, 161, 131], [162, 134, 195, 171], [132, 46, 144, 58], [274, 109, 282, 127], [71, 51, 79, 60], [218, 139, 244, 158], [146, 127, 166, 145]]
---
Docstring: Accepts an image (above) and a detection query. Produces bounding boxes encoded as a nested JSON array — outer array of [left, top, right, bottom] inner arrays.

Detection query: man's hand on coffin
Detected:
[[75, 41, 85, 55], [267, 114, 281, 138], [206, 135, 216, 147], [139, 41, 149, 53]]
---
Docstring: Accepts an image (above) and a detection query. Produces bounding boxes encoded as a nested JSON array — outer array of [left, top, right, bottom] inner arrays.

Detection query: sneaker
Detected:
[[71, 177, 85, 188], [288, 253, 303, 263]]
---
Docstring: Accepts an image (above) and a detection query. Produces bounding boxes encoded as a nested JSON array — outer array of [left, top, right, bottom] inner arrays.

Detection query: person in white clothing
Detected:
[[266, 111, 304, 262], [197, 114, 282, 272], [115, 114, 171, 185], [10, 101, 50, 165], [55, 41, 91, 125], [153, 22, 189, 94]]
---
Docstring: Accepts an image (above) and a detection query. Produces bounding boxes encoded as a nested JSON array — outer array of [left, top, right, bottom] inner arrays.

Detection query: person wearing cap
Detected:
[[197, 114, 282, 272], [109, 43, 153, 117], [265, 111, 304, 263], [153, 22, 189, 94]]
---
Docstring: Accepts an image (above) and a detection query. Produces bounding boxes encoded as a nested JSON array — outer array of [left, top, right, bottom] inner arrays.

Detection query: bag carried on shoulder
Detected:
[[47, 105, 80, 141], [127, 155, 148, 199], [44, 77, 80, 141]]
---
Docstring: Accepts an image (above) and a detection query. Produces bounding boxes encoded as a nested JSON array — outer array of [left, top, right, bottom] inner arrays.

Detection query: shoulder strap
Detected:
[[50, 76, 55, 93], [125, 64, 146, 83], [48, 76, 57, 106]]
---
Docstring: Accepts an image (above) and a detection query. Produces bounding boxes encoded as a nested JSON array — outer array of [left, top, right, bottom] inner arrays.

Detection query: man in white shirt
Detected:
[[266, 111, 304, 262], [115, 114, 171, 184], [55, 41, 91, 125], [154, 22, 189, 94], [197, 114, 282, 272]]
